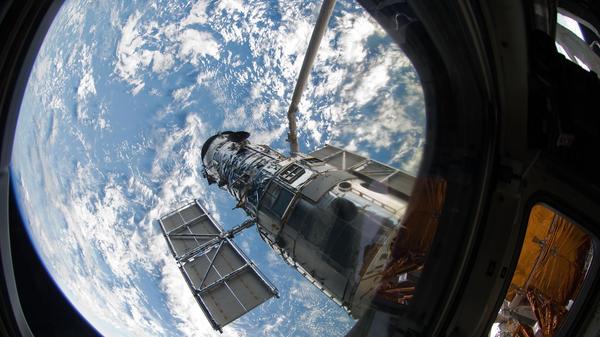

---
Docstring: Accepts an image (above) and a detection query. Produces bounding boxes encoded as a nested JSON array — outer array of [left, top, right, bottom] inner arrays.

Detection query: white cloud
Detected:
[[263, 316, 285, 335], [181, 1, 210, 26], [114, 13, 185, 93], [337, 14, 378, 63], [115, 11, 149, 91], [131, 82, 145, 96], [152, 51, 175, 73], [75, 44, 97, 122], [248, 124, 287, 145], [196, 70, 216, 85], [352, 60, 390, 106], [217, 0, 245, 14], [172, 85, 194, 103], [178, 29, 220, 64]]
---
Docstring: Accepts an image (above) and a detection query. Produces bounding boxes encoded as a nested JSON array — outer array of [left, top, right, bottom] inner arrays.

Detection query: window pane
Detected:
[[489, 204, 593, 336], [271, 188, 294, 219]]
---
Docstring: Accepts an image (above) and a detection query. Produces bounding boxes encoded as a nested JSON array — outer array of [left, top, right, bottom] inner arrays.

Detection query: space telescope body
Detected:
[[200, 131, 414, 318]]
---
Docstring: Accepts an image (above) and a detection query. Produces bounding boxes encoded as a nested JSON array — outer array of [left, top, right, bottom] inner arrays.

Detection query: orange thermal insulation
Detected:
[[510, 205, 590, 304], [513, 323, 534, 337], [529, 215, 590, 304], [388, 176, 447, 271], [507, 205, 554, 300], [508, 204, 591, 336], [526, 289, 567, 337], [377, 176, 446, 302]]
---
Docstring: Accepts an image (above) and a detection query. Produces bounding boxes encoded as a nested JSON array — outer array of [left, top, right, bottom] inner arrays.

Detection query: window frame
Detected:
[[489, 199, 600, 337], [532, 200, 600, 337]]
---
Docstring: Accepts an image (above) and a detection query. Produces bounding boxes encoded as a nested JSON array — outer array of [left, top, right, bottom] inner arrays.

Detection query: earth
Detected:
[[10, 0, 425, 336]]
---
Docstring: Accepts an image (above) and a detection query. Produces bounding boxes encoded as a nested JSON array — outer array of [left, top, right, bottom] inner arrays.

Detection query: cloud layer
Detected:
[[11, 0, 426, 336]]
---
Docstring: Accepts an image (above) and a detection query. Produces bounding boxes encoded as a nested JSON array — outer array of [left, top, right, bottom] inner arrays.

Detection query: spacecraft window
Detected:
[[488, 203, 594, 337], [7, 0, 429, 335], [555, 11, 600, 74]]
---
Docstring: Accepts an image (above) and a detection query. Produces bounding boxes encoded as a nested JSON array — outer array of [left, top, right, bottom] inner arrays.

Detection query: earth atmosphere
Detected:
[[10, 0, 425, 336]]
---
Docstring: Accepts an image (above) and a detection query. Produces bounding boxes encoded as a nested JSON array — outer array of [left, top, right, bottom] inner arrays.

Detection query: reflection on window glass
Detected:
[[555, 12, 600, 74], [557, 13, 585, 39], [489, 204, 593, 337], [376, 177, 446, 305]]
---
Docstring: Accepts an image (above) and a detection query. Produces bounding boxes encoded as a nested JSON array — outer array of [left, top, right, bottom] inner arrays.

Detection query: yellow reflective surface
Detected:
[[490, 204, 593, 337]]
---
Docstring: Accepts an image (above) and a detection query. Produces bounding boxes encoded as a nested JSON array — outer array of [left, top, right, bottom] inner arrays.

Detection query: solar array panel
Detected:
[[161, 205, 221, 260], [159, 201, 277, 331]]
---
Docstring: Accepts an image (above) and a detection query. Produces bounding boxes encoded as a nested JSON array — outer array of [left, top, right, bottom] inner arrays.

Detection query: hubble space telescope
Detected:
[[2, 0, 600, 336], [158, 130, 424, 331]]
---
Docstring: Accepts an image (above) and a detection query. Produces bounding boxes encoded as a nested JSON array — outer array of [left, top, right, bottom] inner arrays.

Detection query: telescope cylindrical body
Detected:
[[201, 132, 409, 317]]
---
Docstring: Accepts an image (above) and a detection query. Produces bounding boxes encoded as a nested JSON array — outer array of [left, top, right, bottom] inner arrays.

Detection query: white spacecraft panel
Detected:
[[309, 145, 367, 170], [159, 202, 222, 260], [309, 144, 415, 196], [356, 160, 396, 180], [182, 239, 277, 329], [385, 171, 416, 197]]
